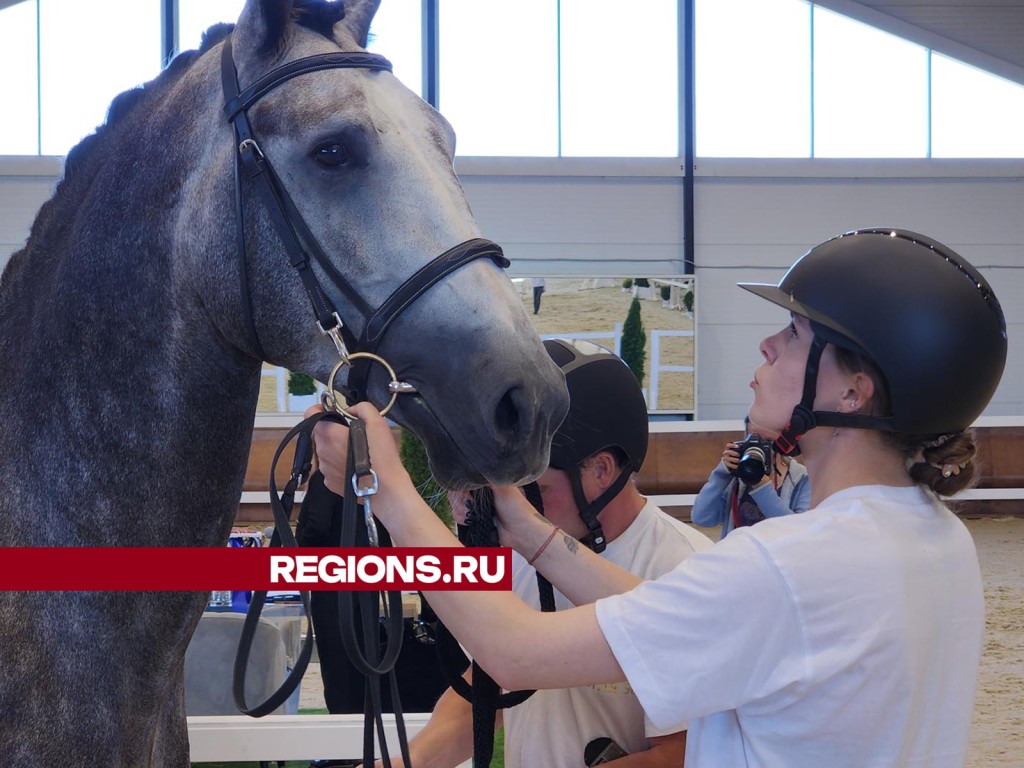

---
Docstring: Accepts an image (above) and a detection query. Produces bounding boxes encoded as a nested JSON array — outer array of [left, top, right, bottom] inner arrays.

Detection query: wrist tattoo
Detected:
[[563, 534, 579, 556]]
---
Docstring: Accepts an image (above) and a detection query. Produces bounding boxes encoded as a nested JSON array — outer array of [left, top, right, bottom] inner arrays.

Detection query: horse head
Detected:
[[183, 0, 568, 487], [0, 3, 568, 763]]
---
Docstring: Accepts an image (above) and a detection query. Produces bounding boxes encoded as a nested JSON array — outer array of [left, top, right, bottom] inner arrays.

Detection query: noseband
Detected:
[[220, 37, 508, 407]]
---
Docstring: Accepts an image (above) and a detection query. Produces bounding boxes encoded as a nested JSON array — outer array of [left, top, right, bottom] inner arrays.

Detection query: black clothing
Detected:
[[295, 471, 467, 714]]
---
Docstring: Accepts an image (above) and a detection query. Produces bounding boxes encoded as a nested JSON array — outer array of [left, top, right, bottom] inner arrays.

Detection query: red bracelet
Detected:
[[527, 527, 561, 566]]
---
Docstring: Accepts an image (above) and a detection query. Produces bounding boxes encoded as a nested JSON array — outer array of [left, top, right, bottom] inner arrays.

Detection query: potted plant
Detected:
[[660, 284, 672, 306], [633, 277, 653, 300], [287, 370, 319, 412]]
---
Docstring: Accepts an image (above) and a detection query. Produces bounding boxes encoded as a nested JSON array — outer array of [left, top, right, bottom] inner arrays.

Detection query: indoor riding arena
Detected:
[[1, 1, 1021, 767]]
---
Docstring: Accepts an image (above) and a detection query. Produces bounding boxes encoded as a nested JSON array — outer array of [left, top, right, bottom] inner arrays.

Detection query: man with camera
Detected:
[[690, 424, 811, 539]]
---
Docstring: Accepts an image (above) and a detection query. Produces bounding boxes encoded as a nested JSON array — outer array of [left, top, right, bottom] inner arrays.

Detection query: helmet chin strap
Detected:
[[773, 335, 895, 457], [773, 336, 827, 457], [567, 466, 632, 555]]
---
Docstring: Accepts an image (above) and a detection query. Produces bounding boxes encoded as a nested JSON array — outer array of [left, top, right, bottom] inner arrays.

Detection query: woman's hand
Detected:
[[490, 484, 557, 555], [311, 402, 418, 531]]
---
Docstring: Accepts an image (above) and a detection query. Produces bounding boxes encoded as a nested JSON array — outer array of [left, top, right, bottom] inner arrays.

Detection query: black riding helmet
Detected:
[[739, 228, 1007, 452], [543, 339, 648, 553]]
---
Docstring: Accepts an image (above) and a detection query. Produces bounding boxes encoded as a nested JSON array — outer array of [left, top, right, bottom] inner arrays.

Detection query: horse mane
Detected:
[[6, 39, 199, 274], [18, 3, 346, 268], [60, 2, 348, 176]]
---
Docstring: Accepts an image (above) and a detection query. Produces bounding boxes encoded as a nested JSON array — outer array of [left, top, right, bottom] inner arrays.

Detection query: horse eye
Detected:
[[314, 142, 351, 168]]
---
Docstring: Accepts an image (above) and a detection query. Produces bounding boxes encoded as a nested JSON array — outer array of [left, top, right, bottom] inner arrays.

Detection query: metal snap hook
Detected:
[[318, 312, 350, 361]]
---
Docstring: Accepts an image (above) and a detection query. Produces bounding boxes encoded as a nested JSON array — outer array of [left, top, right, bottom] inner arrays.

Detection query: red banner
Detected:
[[0, 547, 512, 591]]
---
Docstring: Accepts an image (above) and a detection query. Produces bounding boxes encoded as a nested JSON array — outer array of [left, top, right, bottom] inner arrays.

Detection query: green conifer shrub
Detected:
[[287, 371, 316, 396], [398, 429, 453, 528], [621, 296, 646, 385]]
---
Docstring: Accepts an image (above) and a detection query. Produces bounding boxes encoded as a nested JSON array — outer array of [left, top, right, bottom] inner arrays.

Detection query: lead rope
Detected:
[[435, 485, 555, 767], [336, 418, 410, 768], [233, 411, 411, 768], [232, 411, 330, 717]]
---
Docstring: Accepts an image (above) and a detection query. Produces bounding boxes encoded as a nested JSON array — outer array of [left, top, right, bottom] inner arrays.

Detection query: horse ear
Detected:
[[338, 0, 381, 48], [233, 0, 291, 59]]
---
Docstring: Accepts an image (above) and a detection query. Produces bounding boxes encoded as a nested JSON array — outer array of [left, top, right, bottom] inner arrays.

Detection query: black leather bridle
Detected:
[[219, 35, 511, 768], [220, 37, 509, 402]]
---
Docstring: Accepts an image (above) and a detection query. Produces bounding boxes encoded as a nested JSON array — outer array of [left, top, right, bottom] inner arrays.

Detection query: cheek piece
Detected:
[[774, 333, 896, 456]]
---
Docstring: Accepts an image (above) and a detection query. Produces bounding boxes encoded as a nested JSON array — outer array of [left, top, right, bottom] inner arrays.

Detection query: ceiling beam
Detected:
[[814, 0, 1024, 86]]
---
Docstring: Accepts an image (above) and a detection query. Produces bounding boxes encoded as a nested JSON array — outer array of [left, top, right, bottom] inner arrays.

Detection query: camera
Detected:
[[731, 434, 773, 485]]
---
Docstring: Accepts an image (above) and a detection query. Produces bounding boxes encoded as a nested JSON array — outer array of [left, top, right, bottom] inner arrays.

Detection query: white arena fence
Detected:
[[261, 325, 693, 413]]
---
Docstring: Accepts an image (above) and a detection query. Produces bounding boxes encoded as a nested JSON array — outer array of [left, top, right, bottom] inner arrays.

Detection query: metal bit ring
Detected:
[[324, 353, 401, 418]]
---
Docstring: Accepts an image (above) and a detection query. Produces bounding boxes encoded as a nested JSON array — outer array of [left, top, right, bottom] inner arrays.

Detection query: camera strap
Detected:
[[730, 482, 741, 530], [731, 478, 773, 529]]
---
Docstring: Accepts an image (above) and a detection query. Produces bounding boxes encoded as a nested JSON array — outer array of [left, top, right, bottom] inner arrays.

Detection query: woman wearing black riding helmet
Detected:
[[313, 229, 1007, 768]]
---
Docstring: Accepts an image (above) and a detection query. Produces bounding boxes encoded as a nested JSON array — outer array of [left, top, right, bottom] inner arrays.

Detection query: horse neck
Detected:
[[0, 114, 263, 547]]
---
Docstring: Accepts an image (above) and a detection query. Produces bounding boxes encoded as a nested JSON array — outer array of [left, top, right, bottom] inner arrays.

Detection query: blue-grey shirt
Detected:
[[690, 459, 810, 539]]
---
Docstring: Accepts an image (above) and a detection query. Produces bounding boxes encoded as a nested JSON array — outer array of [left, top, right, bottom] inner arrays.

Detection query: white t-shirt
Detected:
[[502, 500, 712, 768], [595, 485, 984, 768]]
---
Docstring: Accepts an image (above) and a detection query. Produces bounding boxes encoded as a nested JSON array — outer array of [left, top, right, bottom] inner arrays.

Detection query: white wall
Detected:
[[691, 158, 1024, 420], [454, 158, 687, 276], [459, 157, 1024, 421], [0, 156, 61, 263], [3, 155, 1021, 421]]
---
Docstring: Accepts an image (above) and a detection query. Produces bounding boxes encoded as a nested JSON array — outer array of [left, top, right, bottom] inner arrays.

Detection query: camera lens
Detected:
[[736, 445, 768, 485]]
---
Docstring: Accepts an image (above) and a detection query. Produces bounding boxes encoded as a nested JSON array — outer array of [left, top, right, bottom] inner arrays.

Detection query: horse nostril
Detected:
[[494, 387, 521, 437]]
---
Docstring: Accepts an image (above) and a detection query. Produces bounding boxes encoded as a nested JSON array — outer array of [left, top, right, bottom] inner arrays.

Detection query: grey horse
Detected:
[[0, 0, 568, 764]]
